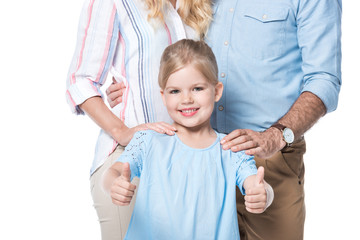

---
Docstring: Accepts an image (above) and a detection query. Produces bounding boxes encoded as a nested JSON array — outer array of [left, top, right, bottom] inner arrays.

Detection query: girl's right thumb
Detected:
[[122, 162, 131, 182]]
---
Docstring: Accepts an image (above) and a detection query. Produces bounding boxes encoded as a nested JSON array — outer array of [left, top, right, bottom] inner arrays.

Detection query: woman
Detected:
[[66, 0, 212, 239]]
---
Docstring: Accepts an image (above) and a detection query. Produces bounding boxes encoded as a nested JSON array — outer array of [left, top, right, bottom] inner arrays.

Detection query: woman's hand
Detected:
[[113, 122, 177, 147], [80, 96, 176, 147], [106, 77, 126, 108]]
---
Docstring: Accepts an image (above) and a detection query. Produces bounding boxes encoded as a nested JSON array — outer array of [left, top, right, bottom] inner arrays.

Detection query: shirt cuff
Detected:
[[66, 79, 103, 115], [302, 74, 341, 113]]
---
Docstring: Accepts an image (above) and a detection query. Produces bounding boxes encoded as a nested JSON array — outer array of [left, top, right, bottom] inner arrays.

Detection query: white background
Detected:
[[0, 1, 358, 239]]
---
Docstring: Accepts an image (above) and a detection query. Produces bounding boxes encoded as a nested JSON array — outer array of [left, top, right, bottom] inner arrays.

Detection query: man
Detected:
[[206, 0, 341, 239], [106, 0, 342, 239]]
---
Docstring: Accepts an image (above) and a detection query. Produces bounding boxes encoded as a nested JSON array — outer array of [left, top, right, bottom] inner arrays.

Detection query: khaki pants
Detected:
[[237, 138, 306, 240], [90, 146, 139, 240]]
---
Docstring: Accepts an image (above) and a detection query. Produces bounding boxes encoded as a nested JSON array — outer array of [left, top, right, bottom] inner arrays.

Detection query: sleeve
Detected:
[[65, 0, 119, 114], [115, 131, 149, 181], [234, 151, 258, 195], [297, 0, 342, 113]]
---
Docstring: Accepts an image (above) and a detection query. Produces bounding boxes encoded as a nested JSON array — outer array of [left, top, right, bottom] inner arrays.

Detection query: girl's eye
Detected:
[[169, 89, 179, 94], [193, 87, 203, 92]]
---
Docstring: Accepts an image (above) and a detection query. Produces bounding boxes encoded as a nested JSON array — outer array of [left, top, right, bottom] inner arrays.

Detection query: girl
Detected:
[[66, 0, 212, 239], [103, 39, 274, 239]]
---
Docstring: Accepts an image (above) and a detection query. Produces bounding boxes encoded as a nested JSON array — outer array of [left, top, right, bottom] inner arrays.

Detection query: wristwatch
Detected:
[[270, 123, 295, 146]]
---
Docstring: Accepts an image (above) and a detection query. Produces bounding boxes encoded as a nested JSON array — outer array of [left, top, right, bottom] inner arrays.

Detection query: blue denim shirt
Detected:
[[207, 0, 342, 133]]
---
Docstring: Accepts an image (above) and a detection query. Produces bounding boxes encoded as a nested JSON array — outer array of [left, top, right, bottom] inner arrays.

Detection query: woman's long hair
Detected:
[[145, 0, 213, 38]]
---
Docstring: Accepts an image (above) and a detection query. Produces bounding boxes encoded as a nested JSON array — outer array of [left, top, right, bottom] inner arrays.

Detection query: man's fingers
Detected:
[[229, 140, 258, 152], [221, 129, 247, 144], [245, 147, 268, 159], [221, 135, 257, 151], [220, 129, 259, 152], [222, 136, 248, 150]]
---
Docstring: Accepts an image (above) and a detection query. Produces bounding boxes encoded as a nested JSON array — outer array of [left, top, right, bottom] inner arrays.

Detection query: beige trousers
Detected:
[[90, 146, 139, 240]]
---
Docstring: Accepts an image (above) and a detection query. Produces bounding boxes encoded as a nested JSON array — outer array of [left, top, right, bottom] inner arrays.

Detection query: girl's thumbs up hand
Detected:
[[110, 162, 136, 206], [244, 166, 268, 214]]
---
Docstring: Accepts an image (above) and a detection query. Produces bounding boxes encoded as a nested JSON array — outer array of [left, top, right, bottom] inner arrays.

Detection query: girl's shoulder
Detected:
[[215, 131, 252, 160], [133, 130, 153, 142], [217, 132, 227, 140], [134, 130, 174, 143]]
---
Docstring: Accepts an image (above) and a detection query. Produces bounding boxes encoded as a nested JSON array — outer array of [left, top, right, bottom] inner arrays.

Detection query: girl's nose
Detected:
[[181, 92, 194, 104]]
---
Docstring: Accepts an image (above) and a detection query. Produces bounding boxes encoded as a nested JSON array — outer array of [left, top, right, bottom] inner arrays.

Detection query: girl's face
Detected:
[[160, 64, 223, 131]]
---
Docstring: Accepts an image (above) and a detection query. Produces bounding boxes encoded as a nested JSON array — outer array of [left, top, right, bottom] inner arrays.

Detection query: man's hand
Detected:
[[110, 163, 136, 206], [221, 127, 286, 159], [244, 167, 267, 214], [106, 77, 126, 108]]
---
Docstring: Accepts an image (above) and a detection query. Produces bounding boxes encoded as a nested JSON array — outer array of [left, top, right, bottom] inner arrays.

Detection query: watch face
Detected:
[[283, 128, 294, 144]]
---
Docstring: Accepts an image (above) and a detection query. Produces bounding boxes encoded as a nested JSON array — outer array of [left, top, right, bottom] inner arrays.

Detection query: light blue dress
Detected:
[[117, 130, 258, 239]]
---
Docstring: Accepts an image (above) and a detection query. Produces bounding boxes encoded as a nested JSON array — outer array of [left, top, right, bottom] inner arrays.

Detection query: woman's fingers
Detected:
[[140, 122, 177, 135], [106, 81, 126, 108]]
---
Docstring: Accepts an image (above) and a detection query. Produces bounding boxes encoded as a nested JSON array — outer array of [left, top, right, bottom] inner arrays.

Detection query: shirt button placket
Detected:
[[217, 3, 236, 133]]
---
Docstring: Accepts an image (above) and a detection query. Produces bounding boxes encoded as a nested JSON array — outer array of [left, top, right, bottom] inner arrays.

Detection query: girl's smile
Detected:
[[179, 108, 199, 117], [161, 64, 223, 132]]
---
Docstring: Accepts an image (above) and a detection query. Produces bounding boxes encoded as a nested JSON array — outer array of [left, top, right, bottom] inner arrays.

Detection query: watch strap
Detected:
[[270, 123, 286, 131], [270, 122, 293, 147]]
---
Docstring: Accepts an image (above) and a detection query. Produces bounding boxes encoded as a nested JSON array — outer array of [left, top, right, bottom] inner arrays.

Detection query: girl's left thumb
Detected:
[[256, 166, 265, 185]]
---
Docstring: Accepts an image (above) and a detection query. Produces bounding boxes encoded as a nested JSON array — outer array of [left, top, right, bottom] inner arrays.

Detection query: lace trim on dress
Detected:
[[125, 131, 147, 172]]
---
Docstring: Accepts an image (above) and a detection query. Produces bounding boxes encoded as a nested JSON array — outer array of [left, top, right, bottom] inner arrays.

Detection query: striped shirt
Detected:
[[66, 0, 198, 175]]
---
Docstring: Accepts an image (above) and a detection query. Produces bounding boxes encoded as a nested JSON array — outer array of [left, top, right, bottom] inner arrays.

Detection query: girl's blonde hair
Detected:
[[145, 0, 213, 38], [158, 39, 218, 89]]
